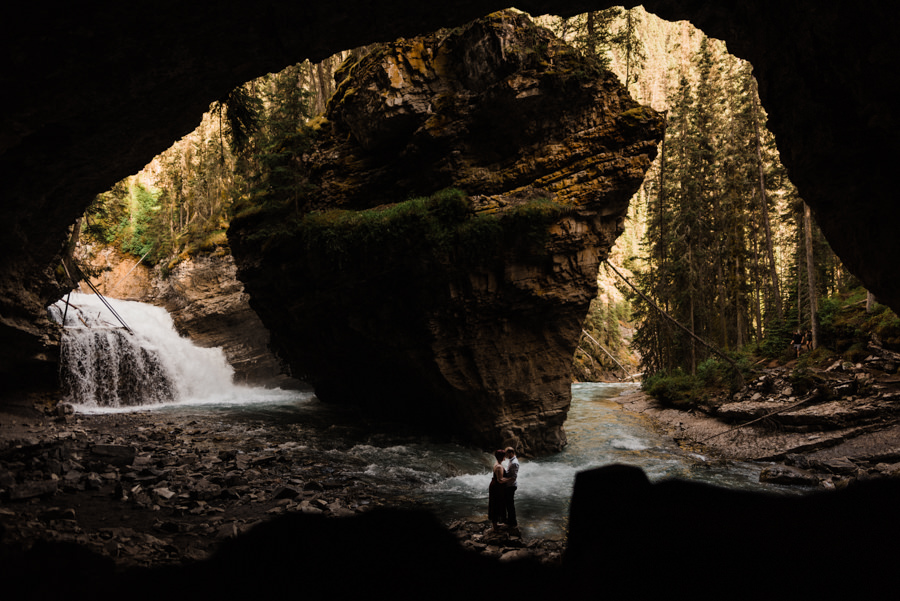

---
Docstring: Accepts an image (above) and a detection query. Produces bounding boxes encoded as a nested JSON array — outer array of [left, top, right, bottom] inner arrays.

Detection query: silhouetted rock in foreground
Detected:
[[566, 465, 900, 598], [5, 464, 898, 600]]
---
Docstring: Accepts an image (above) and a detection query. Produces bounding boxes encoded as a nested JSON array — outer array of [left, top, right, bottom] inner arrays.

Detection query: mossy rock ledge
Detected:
[[228, 11, 664, 455]]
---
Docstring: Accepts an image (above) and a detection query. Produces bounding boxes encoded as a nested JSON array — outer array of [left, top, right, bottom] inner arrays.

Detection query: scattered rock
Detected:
[[38, 507, 76, 521], [758, 465, 819, 486], [271, 486, 300, 500], [153, 487, 177, 500], [874, 462, 900, 477], [189, 478, 222, 500], [617, 354, 900, 487], [92, 444, 136, 460], [9, 479, 58, 500], [0, 468, 15, 487], [817, 457, 860, 475]]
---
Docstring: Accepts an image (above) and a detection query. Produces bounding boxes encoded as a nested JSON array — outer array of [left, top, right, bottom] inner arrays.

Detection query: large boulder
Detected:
[[228, 11, 664, 453], [565, 464, 900, 597]]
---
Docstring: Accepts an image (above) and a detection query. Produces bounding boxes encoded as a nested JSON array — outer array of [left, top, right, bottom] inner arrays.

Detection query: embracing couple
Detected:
[[488, 446, 519, 533]]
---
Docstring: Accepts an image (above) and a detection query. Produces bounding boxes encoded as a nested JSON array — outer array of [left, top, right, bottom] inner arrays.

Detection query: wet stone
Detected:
[[9, 479, 58, 500], [39, 507, 76, 521], [0, 468, 16, 487], [131, 455, 155, 468], [272, 486, 300, 500], [759, 465, 819, 486], [189, 478, 222, 500], [818, 457, 860, 474], [153, 487, 176, 500], [92, 444, 136, 459]]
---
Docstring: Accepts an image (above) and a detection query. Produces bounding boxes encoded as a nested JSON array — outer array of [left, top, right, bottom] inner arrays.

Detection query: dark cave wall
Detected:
[[2, 1, 899, 383]]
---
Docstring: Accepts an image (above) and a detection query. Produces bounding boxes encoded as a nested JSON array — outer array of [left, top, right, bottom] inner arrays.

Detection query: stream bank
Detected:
[[615, 347, 900, 488], [0, 394, 563, 572]]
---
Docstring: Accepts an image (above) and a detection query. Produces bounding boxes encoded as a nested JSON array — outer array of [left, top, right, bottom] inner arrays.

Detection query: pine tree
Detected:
[[619, 8, 647, 93]]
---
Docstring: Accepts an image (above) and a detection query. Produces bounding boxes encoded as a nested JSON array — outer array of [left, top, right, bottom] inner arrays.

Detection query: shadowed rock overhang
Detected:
[[2, 1, 898, 387]]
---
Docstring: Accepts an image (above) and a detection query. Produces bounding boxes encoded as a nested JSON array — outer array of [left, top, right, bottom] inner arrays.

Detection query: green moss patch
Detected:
[[253, 189, 566, 272]]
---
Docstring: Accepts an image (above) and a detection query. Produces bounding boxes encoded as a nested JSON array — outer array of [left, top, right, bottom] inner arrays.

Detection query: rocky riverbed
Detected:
[[6, 342, 900, 576], [0, 395, 563, 571], [615, 343, 900, 489]]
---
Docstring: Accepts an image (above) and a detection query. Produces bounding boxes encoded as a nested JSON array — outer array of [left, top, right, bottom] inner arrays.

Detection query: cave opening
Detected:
[[0, 2, 900, 597]]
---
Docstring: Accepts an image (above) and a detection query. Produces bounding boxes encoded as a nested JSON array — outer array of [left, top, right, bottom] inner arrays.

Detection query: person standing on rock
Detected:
[[488, 449, 509, 531], [503, 446, 520, 531]]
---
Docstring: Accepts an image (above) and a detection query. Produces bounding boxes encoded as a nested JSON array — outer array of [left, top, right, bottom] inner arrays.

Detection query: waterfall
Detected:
[[49, 291, 240, 408]]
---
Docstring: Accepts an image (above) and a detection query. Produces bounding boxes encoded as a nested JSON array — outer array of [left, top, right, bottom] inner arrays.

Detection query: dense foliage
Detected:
[[626, 32, 847, 377], [547, 7, 645, 81], [79, 57, 339, 272]]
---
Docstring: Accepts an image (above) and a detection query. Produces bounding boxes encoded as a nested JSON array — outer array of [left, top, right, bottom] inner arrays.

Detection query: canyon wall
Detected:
[[147, 253, 298, 387], [228, 11, 664, 453]]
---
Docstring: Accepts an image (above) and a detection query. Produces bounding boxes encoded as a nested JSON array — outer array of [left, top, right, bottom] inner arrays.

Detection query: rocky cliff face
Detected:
[[229, 11, 664, 454], [147, 253, 297, 387]]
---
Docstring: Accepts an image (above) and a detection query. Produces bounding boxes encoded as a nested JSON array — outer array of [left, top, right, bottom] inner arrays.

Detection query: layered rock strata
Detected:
[[148, 253, 298, 387], [229, 11, 664, 454]]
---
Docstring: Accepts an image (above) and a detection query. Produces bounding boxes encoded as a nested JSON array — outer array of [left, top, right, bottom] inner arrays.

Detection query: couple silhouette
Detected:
[[488, 446, 519, 532]]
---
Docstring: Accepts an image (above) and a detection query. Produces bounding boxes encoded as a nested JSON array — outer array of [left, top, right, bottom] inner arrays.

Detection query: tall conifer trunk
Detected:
[[804, 203, 819, 349], [657, 132, 667, 288], [688, 245, 697, 374], [751, 220, 763, 340], [751, 77, 783, 322], [717, 260, 728, 349]]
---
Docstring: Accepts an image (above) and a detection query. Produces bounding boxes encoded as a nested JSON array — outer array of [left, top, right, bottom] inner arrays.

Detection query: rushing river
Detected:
[[50, 293, 803, 540]]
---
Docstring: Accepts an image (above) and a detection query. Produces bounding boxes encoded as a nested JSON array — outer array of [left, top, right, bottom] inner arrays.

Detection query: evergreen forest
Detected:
[[77, 7, 898, 390]]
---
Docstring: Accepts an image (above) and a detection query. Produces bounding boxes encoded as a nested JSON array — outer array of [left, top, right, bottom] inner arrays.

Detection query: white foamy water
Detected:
[[49, 291, 300, 411]]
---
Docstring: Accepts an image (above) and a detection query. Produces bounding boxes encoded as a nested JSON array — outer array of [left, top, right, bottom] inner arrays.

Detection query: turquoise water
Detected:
[[140, 381, 803, 540], [70, 377, 802, 540], [56, 295, 802, 539], [412, 382, 802, 538]]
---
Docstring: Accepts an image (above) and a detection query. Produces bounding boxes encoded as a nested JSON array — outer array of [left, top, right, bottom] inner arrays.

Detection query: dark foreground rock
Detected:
[[4, 460, 899, 599], [565, 465, 900, 599]]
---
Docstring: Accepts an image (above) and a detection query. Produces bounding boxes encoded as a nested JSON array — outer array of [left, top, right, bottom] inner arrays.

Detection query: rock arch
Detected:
[[2, 1, 898, 382]]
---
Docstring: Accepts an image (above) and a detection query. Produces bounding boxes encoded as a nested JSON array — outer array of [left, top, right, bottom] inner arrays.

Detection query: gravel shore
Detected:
[[0, 395, 563, 570], [612, 361, 900, 488]]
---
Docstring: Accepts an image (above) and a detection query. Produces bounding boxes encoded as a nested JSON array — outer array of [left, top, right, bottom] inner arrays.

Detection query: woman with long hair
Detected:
[[488, 449, 509, 532]]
